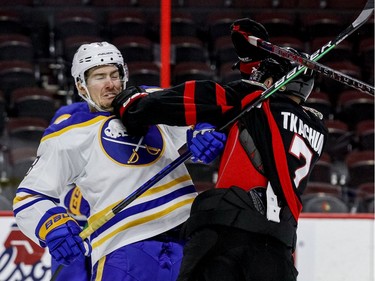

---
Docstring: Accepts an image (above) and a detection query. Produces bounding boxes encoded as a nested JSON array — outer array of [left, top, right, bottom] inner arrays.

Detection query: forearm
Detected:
[[14, 198, 57, 246], [117, 81, 242, 130]]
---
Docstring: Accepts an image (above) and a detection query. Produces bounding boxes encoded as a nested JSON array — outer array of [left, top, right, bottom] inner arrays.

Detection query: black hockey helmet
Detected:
[[282, 47, 315, 102], [249, 47, 315, 102]]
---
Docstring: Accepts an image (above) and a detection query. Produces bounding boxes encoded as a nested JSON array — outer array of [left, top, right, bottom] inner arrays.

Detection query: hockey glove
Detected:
[[187, 123, 227, 164], [36, 206, 91, 266], [231, 18, 271, 79], [112, 86, 148, 122], [112, 86, 149, 135], [231, 18, 270, 63]]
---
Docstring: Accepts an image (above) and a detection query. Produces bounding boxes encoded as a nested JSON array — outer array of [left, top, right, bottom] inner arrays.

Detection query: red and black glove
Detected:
[[112, 86, 149, 135], [230, 18, 271, 79]]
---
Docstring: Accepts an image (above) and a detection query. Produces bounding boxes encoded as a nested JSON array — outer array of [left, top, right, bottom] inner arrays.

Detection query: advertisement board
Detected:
[[0, 211, 373, 281], [0, 212, 51, 281]]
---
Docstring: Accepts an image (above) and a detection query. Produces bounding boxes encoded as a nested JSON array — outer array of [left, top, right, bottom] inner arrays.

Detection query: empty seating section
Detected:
[[309, 152, 333, 184], [304, 91, 332, 119], [309, 37, 353, 63], [0, 1, 373, 212], [336, 90, 374, 130], [324, 119, 353, 161], [172, 36, 210, 65], [5, 117, 49, 149], [0, 34, 34, 62], [0, 61, 37, 103], [9, 87, 57, 121], [127, 61, 160, 87], [355, 120, 374, 151], [106, 10, 149, 40], [113, 35, 154, 62], [253, 12, 298, 38]]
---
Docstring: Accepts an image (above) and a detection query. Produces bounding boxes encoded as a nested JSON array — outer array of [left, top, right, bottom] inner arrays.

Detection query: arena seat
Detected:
[[5, 117, 48, 149], [54, 9, 101, 41], [355, 120, 374, 151], [172, 62, 216, 85], [305, 91, 332, 119], [324, 119, 353, 161], [0, 61, 37, 103], [172, 36, 209, 64], [309, 153, 333, 184], [113, 35, 154, 63], [8, 146, 38, 181], [127, 61, 160, 87], [0, 34, 34, 62], [336, 90, 374, 130], [9, 87, 57, 122], [106, 10, 148, 40], [345, 150, 374, 188]]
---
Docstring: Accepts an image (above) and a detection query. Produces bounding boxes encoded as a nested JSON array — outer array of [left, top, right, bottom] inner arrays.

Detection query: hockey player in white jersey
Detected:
[[12, 42, 226, 280]]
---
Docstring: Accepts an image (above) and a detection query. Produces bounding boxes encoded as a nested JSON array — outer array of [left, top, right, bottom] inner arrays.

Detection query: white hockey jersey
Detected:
[[13, 111, 196, 266]]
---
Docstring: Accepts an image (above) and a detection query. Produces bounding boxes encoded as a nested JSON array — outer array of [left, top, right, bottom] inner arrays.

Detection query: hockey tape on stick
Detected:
[[50, 1, 374, 279], [247, 35, 375, 96]]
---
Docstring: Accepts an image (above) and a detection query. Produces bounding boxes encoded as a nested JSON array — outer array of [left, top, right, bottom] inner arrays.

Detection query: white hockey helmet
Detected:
[[71, 41, 129, 89]]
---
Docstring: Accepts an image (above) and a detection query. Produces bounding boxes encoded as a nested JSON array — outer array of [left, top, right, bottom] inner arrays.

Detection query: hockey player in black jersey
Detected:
[[112, 18, 328, 281]]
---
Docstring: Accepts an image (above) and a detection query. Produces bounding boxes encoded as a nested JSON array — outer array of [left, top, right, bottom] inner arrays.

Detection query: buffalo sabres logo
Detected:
[[100, 118, 163, 165]]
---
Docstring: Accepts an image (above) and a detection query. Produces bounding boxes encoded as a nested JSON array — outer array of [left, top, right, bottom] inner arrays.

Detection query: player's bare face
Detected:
[[86, 65, 123, 110]]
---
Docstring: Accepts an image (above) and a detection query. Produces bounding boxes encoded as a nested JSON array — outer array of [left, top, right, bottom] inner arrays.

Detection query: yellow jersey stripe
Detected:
[[95, 256, 106, 280], [13, 194, 37, 205], [42, 116, 108, 142], [92, 197, 194, 249], [88, 174, 191, 224], [53, 114, 72, 124]]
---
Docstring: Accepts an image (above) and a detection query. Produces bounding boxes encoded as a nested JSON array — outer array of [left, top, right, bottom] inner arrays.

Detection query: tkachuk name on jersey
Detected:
[[281, 111, 324, 155]]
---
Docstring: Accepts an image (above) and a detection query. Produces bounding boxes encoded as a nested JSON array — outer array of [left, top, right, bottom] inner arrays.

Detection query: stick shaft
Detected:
[[248, 36, 375, 96]]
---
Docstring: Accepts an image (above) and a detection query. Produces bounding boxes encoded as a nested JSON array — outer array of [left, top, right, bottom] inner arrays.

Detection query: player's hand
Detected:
[[112, 86, 148, 121], [37, 207, 91, 266], [187, 123, 227, 164]]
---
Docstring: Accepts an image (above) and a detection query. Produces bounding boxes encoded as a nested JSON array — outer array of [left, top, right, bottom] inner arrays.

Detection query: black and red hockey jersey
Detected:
[[121, 80, 328, 220]]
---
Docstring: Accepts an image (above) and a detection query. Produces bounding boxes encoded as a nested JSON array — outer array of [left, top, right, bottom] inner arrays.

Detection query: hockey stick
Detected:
[[247, 35, 375, 96], [51, 1, 373, 279], [220, 0, 374, 128]]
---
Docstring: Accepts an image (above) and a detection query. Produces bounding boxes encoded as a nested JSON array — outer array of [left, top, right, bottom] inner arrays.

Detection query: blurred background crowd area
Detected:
[[0, 0, 373, 214]]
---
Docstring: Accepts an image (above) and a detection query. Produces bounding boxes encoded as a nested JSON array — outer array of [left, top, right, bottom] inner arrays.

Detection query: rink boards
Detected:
[[0, 211, 373, 281]]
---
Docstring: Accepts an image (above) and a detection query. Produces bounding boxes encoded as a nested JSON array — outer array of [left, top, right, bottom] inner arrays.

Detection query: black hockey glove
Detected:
[[112, 86, 147, 120], [231, 18, 271, 79], [231, 18, 270, 63], [112, 86, 149, 135]]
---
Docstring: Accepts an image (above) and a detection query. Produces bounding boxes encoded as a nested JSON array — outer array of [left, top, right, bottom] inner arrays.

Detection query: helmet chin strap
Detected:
[[78, 83, 109, 112], [77, 79, 127, 113]]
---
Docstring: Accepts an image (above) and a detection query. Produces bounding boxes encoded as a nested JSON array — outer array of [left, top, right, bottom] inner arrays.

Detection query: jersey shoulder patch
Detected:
[[51, 102, 89, 124], [302, 106, 323, 120], [43, 111, 110, 137]]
